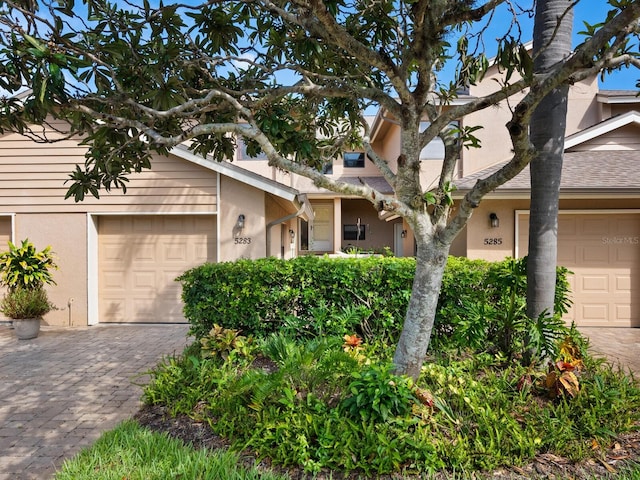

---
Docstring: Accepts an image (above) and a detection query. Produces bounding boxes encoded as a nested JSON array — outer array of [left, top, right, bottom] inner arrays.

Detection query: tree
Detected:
[[0, 0, 639, 378], [526, 0, 573, 359]]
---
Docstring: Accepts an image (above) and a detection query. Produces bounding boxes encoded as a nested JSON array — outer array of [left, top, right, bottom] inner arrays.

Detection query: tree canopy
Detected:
[[0, 0, 639, 376]]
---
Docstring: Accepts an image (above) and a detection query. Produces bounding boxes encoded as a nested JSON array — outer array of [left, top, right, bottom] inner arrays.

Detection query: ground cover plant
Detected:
[[130, 255, 640, 477], [140, 329, 640, 477]]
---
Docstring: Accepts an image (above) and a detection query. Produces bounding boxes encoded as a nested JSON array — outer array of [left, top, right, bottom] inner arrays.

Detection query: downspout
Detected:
[[266, 195, 311, 258]]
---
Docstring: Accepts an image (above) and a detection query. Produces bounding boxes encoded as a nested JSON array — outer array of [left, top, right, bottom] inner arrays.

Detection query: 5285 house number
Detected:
[[234, 237, 252, 245], [484, 238, 503, 245]]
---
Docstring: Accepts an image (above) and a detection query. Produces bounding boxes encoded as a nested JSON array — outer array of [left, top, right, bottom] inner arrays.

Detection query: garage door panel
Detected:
[[518, 212, 640, 327], [99, 215, 215, 323], [580, 275, 608, 293], [581, 246, 609, 263], [616, 275, 631, 291], [581, 218, 607, 235]]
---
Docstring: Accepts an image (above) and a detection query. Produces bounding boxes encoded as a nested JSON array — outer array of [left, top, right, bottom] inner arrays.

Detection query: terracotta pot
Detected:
[[13, 318, 41, 340]]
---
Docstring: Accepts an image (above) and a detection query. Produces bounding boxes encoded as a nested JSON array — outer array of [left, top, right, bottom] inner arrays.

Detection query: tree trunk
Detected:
[[393, 235, 450, 379], [527, 0, 573, 327]]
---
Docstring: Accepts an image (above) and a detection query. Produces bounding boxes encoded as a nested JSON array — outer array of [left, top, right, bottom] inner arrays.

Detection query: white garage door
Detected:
[[518, 212, 640, 327], [99, 215, 215, 323]]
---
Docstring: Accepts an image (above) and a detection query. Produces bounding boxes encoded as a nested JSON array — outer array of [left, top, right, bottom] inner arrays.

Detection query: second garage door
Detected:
[[99, 215, 216, 323], [518, 212, 640, 327]]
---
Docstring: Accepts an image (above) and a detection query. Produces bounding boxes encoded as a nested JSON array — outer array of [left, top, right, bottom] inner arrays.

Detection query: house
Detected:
[[1, 69, 638, 328], [0, 125, 313, 326]]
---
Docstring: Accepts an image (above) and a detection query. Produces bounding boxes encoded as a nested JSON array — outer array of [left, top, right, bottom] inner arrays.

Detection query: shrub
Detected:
[[179, 255, 571, 357], [179, 255, 415, 341], [0, 285, 55, 319], [0, 239, 57, 291]]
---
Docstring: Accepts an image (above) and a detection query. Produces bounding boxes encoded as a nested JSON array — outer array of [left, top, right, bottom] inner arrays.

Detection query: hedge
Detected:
[[178, 255, 570, 344]]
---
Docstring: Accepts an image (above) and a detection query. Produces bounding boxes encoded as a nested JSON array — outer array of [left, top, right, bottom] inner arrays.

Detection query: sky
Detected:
[[512, 1, 638, 90]]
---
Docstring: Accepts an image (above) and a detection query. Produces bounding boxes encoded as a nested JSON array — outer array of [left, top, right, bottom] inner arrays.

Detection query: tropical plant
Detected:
[[1, 0, 638, 377], [0, 285, 55, 319], [0, 239, 57, 291]]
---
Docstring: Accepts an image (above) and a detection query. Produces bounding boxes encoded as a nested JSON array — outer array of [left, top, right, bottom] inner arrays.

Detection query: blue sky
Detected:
[[510, 1, 638, 90], [574, 1, 638, 90]]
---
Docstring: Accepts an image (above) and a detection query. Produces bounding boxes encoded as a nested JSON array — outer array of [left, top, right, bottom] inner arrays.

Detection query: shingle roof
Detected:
[[338, 176, 394, 194], [455, 150, 640, 192]]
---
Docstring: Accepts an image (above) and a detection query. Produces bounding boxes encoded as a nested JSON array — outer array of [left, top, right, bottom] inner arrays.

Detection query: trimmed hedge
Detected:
[[179, 255, 415, 341], [179, 255, 570, 344]]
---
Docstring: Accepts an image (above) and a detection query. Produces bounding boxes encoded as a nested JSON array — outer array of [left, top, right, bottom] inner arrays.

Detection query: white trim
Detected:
[[514, 208, 640, 258], [564, 111, 640, 149], [597, 93, 640, 104], [216, 172, 221, 263], [170, 146, 300, 202], [87, 214, 99, 326]]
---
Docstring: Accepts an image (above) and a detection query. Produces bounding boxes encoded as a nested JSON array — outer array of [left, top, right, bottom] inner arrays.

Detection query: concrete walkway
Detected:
[[0, 324, 637, 479], [0, 324, 190, 480]]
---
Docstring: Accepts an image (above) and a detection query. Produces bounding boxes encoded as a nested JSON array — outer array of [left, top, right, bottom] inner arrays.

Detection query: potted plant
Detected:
[[0, 239, 58, 339]]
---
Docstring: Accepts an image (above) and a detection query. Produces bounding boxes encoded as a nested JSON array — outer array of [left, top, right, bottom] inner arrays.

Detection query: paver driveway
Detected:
[[0, 324, 190, 480]]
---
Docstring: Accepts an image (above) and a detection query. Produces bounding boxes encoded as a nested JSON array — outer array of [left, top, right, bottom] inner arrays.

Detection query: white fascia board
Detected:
[[564, 111, 640, 149], [170, 146, 300, 202]]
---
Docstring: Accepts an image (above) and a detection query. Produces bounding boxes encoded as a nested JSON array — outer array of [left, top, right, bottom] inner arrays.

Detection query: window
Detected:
[[419, 122, 445, 160], [237, 138, 267, 161], [343, 224, 366, 240], [419, 121, 460, 160], [343, 152, 365, 168]]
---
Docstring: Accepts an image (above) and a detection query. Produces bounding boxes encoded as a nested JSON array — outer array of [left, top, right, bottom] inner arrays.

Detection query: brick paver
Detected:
[[0, 324, 190, 480], [579, 327, 640, 375]]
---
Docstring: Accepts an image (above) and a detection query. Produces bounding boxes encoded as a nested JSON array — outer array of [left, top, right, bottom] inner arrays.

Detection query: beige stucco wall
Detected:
[[464, 197, 640, 263], [219, 176, 266, 261], [14, 213, 88, 327], [340, 199, 395, 252], [463, 74, 600, 177], [265, 195, 299, 259]]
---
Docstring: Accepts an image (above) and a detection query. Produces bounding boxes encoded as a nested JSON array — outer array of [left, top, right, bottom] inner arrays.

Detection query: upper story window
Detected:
[[321, 162, 333, 174], [419, 122, 445, 160], [237, 138, 267, 161], [344, 152, 365, 168]]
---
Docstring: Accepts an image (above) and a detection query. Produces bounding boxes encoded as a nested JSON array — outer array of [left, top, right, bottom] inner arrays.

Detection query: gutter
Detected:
[[266, 194, 314, 258]]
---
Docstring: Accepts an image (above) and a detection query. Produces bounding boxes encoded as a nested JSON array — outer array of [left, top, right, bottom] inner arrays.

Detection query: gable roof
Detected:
[[455, 150, 640, 195], [565, 110, 640, 150], [170, 144, 314, 219]]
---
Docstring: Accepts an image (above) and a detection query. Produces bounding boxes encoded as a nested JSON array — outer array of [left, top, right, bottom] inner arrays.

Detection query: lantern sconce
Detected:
[[489, 212, 499, 228], [289, 229, 295, 240], [400, 230, 407, 238], [236, 214, 246, 231]]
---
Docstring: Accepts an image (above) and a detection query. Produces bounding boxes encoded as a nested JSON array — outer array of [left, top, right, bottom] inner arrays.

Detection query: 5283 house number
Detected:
[[484, 238, 503, 245], [234, 237, 252, 245]]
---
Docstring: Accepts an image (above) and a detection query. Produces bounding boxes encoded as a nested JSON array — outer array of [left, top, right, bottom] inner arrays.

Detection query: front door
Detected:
[[311, 203, 334, 252]]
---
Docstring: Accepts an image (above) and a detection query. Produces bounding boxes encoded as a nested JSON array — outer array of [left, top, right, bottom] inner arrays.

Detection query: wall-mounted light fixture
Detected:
[[289, 229, 295, 240], [401, 230, 407, 238], [236, 214, 246, 230], [489, 212, 499, 228]]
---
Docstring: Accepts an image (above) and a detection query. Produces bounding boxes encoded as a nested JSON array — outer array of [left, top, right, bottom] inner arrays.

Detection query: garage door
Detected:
[[99, 215, 215, 323], [518, 212, 640, 327]]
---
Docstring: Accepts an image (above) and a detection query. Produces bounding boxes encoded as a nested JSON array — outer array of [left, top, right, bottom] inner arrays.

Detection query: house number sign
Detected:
[[234, 237, 252, 245], [483, 238, 503, 245]]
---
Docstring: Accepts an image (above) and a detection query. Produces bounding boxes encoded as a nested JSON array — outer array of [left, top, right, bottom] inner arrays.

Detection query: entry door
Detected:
[[394, 223, 404, 257], [311, 203, 334, 252]]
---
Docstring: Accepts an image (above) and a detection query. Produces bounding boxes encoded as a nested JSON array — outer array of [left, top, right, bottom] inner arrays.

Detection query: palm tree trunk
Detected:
[[527, 0, 574, 340]]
